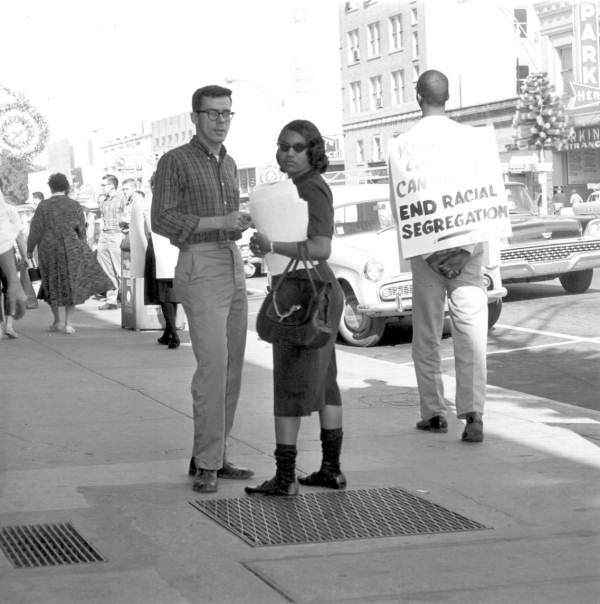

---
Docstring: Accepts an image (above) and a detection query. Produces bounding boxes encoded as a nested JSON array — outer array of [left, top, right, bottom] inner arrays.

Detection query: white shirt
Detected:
[[0, 191, 18, 254]]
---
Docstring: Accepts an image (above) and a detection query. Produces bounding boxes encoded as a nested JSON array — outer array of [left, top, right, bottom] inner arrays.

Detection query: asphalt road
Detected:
[[246, 271, 600, 413]]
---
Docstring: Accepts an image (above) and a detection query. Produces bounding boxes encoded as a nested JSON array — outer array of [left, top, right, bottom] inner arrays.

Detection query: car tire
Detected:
[[243, 262, 257, 278], [559, 269, 593, 294], [487, 298, 502, 329], [338, 285, 386, 347]]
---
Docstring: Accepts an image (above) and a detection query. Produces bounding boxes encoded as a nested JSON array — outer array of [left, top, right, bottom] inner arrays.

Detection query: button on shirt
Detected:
[[151, 136, 240, 247]]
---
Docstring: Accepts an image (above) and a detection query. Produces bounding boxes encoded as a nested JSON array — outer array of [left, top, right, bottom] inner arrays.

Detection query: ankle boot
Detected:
[[157, 329, 171, 345], [245, 444, 299, 496], [299, 428, 346, 490]]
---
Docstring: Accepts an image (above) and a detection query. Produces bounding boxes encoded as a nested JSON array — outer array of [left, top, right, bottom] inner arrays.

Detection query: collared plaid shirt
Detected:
[[151, 136, 240, 247], [100, 191, 126, 233]]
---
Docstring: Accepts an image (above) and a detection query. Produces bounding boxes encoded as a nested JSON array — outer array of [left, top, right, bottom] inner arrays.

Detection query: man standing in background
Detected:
[[96, 174, 125, 310]]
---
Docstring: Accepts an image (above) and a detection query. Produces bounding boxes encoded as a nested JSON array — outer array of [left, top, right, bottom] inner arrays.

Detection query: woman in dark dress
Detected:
[[27, 173, 113, 333], [245, 120, 345, 497]]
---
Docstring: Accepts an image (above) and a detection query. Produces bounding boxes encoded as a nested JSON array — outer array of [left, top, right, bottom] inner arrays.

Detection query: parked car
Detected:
[[328, 184, 505, 346], [237, 228, 264, 278], [502, 182, 600, 294]]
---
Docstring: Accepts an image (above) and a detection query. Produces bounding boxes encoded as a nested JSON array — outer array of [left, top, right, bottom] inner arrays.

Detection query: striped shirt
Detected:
[[151, 136, 240, 247]]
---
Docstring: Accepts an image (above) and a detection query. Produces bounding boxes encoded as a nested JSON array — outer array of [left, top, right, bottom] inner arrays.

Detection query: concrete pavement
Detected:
[[1, 294, 599, 603]]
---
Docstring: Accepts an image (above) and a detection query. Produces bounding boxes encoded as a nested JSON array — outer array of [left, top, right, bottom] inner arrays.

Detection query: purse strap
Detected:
[[271, 242, 322, 320]]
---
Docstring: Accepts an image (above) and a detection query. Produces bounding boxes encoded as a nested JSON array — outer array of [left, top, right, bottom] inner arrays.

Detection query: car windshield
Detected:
[[334, 200, 395, 236], [504, 184, 537, 214]]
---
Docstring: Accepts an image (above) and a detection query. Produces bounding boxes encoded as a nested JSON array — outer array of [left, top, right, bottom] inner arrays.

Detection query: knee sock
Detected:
[[320, 428, 343, 474], [161, 302, 177, 335], [274, 443, 297, 485]]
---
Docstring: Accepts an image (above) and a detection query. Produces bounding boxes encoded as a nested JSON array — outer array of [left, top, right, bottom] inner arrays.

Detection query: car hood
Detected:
[[331, 228, 404, 275], [509, 213, 581, 243]]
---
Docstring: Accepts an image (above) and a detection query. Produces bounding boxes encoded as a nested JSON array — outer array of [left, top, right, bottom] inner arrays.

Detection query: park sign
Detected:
[[388, 123, 511, 259], [569, 1, 600, 110]]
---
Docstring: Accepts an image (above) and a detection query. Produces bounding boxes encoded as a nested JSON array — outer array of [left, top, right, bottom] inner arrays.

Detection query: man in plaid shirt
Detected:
[[152, 85, 253, 493]]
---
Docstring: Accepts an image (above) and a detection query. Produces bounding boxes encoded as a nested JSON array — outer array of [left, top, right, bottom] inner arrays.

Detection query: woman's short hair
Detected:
[[278, 119, 329, 174], [47, 173, 70, 194]]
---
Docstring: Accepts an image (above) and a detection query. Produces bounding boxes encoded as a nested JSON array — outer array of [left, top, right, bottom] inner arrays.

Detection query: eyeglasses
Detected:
[[195, 109, 235, 121], [277, 142, 308, 153]]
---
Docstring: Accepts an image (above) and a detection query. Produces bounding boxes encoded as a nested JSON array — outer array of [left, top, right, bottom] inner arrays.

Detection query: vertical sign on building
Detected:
[[569, 1, 600, 109]]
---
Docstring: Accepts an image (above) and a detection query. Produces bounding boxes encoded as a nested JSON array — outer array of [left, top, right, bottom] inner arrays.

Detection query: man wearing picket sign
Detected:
[[388, 70, 512, 443]]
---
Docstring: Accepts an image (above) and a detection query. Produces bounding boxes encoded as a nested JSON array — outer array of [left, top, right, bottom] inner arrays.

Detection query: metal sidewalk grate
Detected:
[[190, 487, 489, 547], [0, 522, 105, 568]]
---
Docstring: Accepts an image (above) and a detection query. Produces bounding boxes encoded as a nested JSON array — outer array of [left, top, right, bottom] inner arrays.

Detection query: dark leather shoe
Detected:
[[167, 334, 180, 349], [245, 476, 299, 497], [298, 469, 346, 490], [192, 469, 218, 493], [218, 461, 254, 480], [157, 332, 170, 345], [462, 413, 484, 442], [416, 416, 448, 433], [189, 457, 254, 479]]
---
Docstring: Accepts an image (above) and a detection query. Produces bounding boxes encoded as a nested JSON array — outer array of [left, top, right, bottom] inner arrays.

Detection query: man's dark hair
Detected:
[[32, 191, 44, 202], [416, 70, 449, 106], [48, 173, 71, 194], [277, 120, 329, 174], [192, 85, 232, 112], [102, 174, 119, 189], [122, 178, 136, 187]]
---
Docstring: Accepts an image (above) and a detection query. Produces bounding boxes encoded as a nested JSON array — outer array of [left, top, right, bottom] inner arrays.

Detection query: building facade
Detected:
[[337, 0, 546, 185], [537, 1, 600, 198]]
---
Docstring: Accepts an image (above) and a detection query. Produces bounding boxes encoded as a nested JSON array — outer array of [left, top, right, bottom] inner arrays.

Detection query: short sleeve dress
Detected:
[[272, 170, 344, 417], [27, 196, 113, 306]]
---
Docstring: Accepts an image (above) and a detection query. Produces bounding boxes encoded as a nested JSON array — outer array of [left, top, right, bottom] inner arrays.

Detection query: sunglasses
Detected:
[[277, 142, 308, 153]]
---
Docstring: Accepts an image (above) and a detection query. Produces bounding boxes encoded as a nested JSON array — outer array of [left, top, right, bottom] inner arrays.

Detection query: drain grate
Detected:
[[0, 522, 105, 568], [190, 487, 489, 547]]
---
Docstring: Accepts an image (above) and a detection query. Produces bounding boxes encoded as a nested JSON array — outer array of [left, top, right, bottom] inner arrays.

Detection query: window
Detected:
[[516, 62, 529, 94], [174, 133, 179, 143], [410, 5, 418, 26], [369, 76, 383, 110], [367, 22, 380, 58], [557, 46, 573, 93], [350, 81, 362, 114], [391, 70, 404, 105], [347, 29, 360, 63], [372, 134, 383, 162], [412, 31, 419, 58], [238, 168, 256, 195], [356, 140, 365, 164], [412, 65, 420, 99], [514, 8, 527, 38], [188, 129, 193, 138], [389, 14, 403, 51]]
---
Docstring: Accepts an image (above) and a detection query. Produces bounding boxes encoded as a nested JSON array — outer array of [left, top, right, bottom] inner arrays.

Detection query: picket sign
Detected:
[[388, 124, 512, 259]]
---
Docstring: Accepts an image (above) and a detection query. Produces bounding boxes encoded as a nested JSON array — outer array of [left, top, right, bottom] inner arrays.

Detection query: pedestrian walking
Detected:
[[245, 119, 345, 497], [26, 173, 113, 334], [152, 84, 254, 493]]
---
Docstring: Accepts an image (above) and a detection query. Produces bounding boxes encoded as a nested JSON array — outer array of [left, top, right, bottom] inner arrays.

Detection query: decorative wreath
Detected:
[[0, 84, 49, 162]]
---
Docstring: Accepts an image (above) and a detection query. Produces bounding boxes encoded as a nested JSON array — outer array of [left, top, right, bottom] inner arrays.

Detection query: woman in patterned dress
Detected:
[[27, 173, 113, 334]]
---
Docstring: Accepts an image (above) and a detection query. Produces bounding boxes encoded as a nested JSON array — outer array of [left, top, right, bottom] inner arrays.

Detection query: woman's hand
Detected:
[[249, 232, 270, 257]]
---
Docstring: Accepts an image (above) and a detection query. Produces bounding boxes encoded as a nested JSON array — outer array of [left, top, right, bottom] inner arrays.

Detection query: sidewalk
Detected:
[[1, 297, 599, 603]]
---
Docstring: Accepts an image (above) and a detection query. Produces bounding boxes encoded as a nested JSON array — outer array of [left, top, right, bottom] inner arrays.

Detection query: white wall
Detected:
[[424, 0, 542, 108]]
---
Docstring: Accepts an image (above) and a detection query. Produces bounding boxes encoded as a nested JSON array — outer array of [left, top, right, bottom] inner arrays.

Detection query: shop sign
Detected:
[[569, 1, 600, 110], [565, 125, 600, 150]]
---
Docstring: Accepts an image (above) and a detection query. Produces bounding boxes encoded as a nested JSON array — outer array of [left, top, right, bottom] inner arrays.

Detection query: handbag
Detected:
[[256, 243, 332, 349], [28, 260, 41, 282]]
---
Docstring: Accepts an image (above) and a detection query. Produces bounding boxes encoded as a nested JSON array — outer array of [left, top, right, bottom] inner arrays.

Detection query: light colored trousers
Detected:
[[410, 248, 488, 420], [174, 242, 247, 471], [96, 231, 122, 304]]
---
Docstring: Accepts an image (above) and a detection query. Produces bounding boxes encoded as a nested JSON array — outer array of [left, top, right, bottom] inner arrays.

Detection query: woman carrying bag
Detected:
[[245, 120, 345, 497]]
